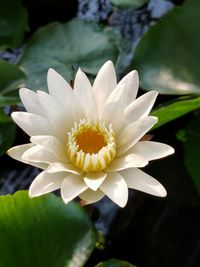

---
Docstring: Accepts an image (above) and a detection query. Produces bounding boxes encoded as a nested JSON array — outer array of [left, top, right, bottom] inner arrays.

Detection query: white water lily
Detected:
[[7, 61, 174, 207]]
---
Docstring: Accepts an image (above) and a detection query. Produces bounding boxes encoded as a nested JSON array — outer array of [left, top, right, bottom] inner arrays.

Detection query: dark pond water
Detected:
[[0, 0, 199, 266]]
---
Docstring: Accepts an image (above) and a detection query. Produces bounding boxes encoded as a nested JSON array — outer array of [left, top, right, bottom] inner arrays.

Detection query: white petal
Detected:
[[19, 88, 44, 116], [46, 162, 81, 175], [84, 172, 107, 191], [47, 68, 86, 124], [22, 145, 58, 164], [117, 70, 139, 105], [100, 172, 128, 207], [7, 144, 48, 169], [106, 154, 148, 172], [7, 143, 33, 159], [61, 174, 88, 204], [74, 68, 98, 121], [130, 141, 175, 161], [47, 68, 82, 130], [100, 84, 127, 133], [30, 135, 67, 161], [79, 189, 105, 204], [93, 61, 117, 115], [121, 168, 167, 197], [117, 116, 158, 156], [29, 171, 65, 197], [11, 112, 52, 137], [36, 90, 72, 141], [72, 93, 86, 122], [124, 91, 158, 123], [47, 68, 73, 102]]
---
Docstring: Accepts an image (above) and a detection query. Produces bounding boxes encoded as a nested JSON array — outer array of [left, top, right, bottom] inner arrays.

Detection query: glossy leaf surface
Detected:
[[0, 191, 95, 267]]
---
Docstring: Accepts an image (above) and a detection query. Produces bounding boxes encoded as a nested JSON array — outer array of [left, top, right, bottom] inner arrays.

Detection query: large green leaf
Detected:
[[0, 191, 95, 267], [95, 259, 136, 267], [151, 96, 200, 129], [111, 0, 147, 9], [179, 114, 200, 194], [0, 60, 26, 106], [0, 111, 16, 156], [133, 0, 200, 95], [19, 19, 118, 91], [0, 0, 28, 50]]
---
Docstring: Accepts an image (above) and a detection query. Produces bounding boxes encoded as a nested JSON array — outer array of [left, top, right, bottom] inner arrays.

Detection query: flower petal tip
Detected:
[[160, 188, 167, 198], [28, 187, 37, 198], [11, 112, 19, 123], [118, 198, 128, 208], [155, 184, 167, 198], [48, 67, 55, 74], [169, 147, 175, 155], [104, 60, 114, 68]]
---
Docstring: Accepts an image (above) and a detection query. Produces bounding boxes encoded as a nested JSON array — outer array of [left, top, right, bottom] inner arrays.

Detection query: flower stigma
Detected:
[[67, 119, 116, 172]]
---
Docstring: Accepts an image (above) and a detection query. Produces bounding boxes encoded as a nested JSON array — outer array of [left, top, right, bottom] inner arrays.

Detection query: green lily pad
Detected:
[[179, 114, 200, 194], [19, 19, 118, 91], [0, 111, 16, 156], [151, 96, 200, 130], [0, 190, 95, 267], [95, 259, 136, 267], [111, 0, 147, 9], [0, 0, 28, 50], [133, 0, 200, 95], [0, 60, 26, 106]]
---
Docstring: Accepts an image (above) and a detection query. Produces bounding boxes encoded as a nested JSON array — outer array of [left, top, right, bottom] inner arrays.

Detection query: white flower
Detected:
[[7, 61, 174, 207]]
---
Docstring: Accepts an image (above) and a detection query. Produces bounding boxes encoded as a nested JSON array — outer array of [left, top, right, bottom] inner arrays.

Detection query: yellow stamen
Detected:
[[75, 124, 107, 154], [67, 119, 116, 172]]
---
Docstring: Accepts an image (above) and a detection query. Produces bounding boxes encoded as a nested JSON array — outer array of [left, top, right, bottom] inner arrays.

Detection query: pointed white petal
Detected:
[[29, 171, 65, 197], [124, 91, 158, 123], [46, 162, 81, 175], [130, 141, 175, 161], [106, 154, 148, 172], [47, 68, 73, 102], [117, 116, 158, 156], [22, 145, 58, 164], [121, 168, 167, 197], [11, 112, 52, 137], [61, 174, 88, 204], [84, 172, 107, 191], [36, 90, 72, 141], [93, 61, 117, 115], [101, 84, 127, 133], [100, 172, 128, 207], [19, 88, 44, 116], [79, 189, 105, 204], [117, 70, 139, 105], [47, 68, 80, 131], [47, 68, 86, 125], [7, 144, 48, 169], [30, 135, 67, 161], [74, 68, 98, 121], [7, 143, 33, 160]]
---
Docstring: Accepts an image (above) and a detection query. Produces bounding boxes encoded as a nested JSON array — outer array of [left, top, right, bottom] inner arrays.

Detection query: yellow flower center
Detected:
[[75, 126, 107, 154], [67, 119, 116, 172]]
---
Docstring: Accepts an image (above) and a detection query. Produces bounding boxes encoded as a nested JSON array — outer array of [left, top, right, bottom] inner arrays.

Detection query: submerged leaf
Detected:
[[0, 0, 28, 50], [133, 0, 200, 95], [19, 19, 118, 91], [0, 60, 26, 106]]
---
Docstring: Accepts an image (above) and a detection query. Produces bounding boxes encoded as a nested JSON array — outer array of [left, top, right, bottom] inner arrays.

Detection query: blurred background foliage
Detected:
[[0, 0, 200, 266]]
